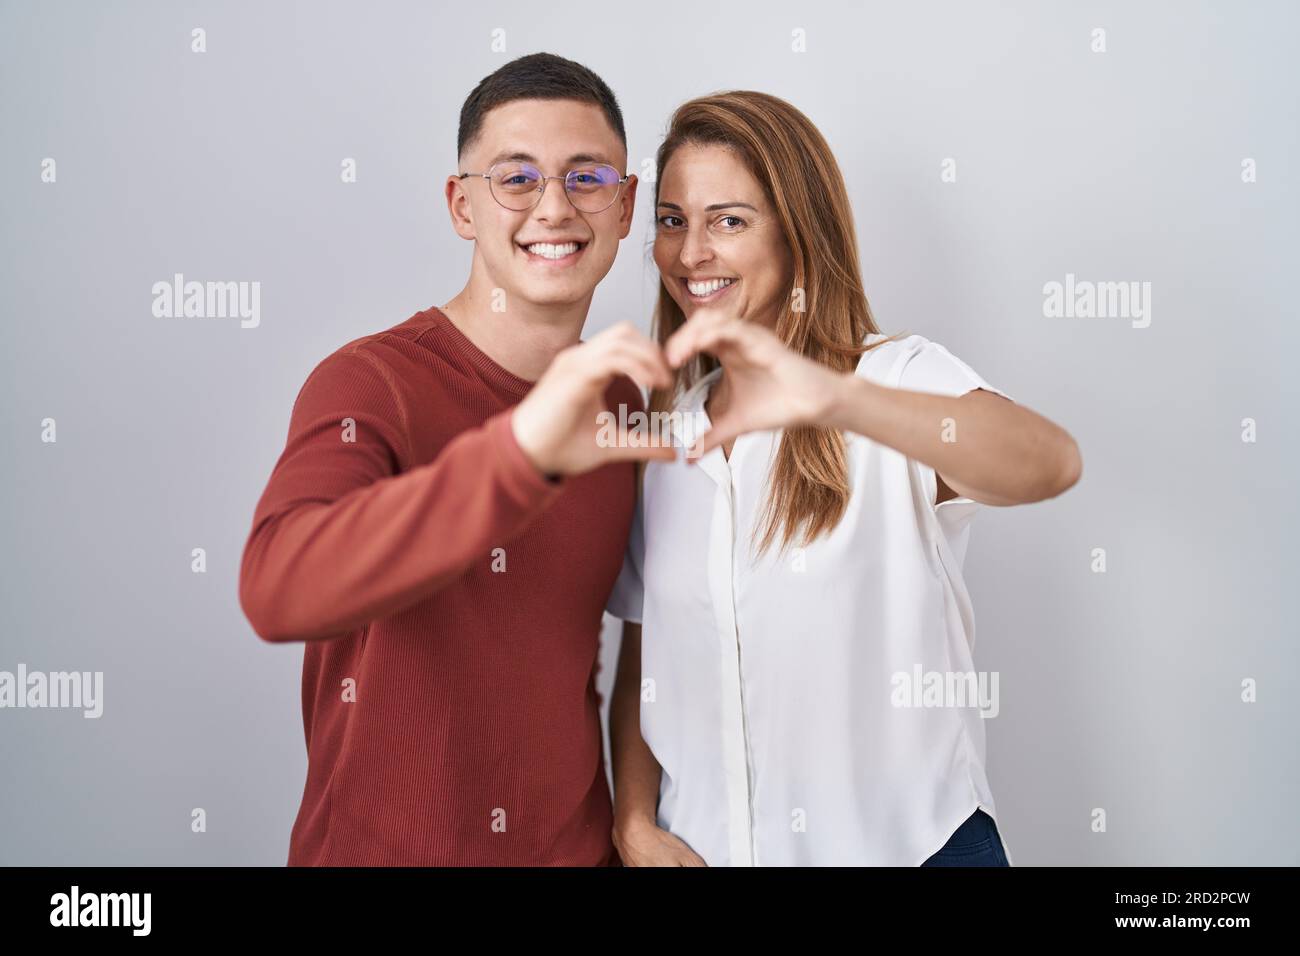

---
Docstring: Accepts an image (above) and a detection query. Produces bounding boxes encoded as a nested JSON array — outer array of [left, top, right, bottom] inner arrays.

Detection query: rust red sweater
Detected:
[[238, 306, 639, 866]]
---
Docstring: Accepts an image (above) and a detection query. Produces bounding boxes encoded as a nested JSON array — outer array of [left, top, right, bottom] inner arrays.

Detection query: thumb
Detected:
[[603, 426, 679, 464], [605, 442, 678, 464], [688, 412, 745, 460]]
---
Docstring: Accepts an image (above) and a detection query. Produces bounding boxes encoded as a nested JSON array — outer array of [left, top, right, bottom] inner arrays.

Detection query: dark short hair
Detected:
[[457, 52, 627, 160]]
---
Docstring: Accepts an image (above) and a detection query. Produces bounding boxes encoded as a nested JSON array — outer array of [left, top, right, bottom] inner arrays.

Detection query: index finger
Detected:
[[665, 313, 747, 368]]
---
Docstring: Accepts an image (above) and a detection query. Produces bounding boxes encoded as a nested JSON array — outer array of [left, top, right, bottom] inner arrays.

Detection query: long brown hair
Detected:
[[649, 90, 910, 556]]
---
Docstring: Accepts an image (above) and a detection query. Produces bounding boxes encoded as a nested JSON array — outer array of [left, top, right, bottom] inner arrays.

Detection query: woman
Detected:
[[606, 91, 1081, 866]]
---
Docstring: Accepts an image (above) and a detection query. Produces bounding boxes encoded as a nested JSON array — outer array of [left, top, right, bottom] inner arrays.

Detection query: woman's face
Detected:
[[653, 143, 794, 328]]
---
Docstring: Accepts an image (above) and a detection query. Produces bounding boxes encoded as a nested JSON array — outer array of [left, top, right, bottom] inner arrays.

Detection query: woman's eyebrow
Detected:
[[657, 201, 759, 212]]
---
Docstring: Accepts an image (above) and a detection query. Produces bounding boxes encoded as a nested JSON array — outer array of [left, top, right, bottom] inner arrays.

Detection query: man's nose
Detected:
[[533, 177, 576, 224]]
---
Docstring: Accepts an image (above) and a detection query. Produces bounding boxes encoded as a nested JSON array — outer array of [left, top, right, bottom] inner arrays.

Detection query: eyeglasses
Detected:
[[457, 161, 629, 213]]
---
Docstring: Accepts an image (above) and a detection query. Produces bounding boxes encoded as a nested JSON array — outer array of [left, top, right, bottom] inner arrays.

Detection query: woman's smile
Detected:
[[682, 275, 738, 304]]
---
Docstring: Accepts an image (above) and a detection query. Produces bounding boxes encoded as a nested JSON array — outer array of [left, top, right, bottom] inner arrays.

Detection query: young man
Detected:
[[239, 52, 673, 866]]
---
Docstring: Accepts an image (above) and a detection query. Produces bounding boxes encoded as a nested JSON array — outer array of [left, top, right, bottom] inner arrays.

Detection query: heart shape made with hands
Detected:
[[512, 308, 843, 475]]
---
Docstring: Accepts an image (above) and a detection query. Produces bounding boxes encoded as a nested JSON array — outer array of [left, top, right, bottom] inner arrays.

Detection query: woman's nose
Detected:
[[679, 228, 714, 269]]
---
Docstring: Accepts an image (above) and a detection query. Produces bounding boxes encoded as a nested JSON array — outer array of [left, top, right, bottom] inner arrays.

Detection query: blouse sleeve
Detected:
[[895, 337, 1015, 404], [894, 336, 1015, 566], [603, 486, 646, 624]]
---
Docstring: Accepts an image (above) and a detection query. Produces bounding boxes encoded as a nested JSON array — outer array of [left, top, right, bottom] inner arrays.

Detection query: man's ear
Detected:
[[445, 175, 476, 241], [616, 173, 639, 238]]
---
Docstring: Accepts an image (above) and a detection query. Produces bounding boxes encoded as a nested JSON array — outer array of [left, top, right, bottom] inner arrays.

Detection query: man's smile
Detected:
[[517, 239, 588, 266]]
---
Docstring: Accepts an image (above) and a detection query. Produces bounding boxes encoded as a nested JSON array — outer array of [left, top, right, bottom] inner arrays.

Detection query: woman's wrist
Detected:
[[821, 370, 870, 431], [612, 807, 658, 840]]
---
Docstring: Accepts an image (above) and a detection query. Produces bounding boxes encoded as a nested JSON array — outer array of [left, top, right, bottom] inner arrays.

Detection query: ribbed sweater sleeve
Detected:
[[239, 347, 562, 643]]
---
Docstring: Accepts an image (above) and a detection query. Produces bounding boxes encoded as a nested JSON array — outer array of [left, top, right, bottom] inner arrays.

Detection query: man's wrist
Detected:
[[509, 406, 562, 483]]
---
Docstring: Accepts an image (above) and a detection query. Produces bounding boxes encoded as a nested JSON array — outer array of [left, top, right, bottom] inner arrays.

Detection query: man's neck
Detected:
[[440, 271, 592, 382]]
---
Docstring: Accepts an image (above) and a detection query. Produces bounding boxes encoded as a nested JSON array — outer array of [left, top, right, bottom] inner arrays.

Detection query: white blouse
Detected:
[[606, 332, 1017, 866]]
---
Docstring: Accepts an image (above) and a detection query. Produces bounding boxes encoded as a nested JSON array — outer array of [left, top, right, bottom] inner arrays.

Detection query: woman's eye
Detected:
[[716, 215, 746, 230], [657, 215, 684, 229]]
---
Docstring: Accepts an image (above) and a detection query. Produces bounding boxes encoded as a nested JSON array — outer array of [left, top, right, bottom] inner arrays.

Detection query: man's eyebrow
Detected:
[[565, 152, 615, 166], [484, 150, 617, 168], [484, 151, 537, 166], [656, 201, 760, 212]]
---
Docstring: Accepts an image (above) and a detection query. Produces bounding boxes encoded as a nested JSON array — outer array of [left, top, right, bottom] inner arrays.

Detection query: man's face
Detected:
[[448, 99, 637, 309]]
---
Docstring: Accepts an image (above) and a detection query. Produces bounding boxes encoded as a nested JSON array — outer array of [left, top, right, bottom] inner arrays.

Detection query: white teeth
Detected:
[[687, 277, 735, 296], [524, 241, 580, 259]]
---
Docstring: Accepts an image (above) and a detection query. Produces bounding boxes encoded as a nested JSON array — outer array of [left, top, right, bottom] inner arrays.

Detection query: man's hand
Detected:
[[511, 322, 677, 477], [664, 307, 845, 457]]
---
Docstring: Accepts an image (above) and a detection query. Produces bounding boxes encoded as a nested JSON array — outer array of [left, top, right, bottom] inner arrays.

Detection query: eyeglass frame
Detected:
[[456, 161, 631, 213]]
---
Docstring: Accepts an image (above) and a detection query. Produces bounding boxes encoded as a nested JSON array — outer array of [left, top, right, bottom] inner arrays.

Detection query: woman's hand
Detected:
[[664, 306, 847, 457], [613, 815, 709, 867]]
